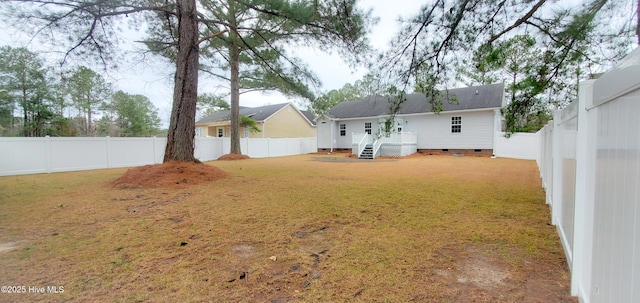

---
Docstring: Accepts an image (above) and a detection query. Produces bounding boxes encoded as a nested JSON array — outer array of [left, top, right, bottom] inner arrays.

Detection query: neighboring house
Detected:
[[316, 83, 505, 158], [195, 102, 316, 138]]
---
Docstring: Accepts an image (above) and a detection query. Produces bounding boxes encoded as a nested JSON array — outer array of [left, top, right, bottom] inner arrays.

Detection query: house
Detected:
[[195, 102, 316, 138], [316, 83, 505, 158]]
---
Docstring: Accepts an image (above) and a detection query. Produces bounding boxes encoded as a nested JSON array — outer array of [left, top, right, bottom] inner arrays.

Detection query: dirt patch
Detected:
[[0, 241, 22, 253], [433, 245, 577, 302], [109, 161, 227, 189], [456, 248, 510, 290], [312, 156, 397, 162], [218, 153, 251, 160]]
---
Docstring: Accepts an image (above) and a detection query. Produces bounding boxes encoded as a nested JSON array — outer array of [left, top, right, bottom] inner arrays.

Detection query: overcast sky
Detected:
[[0, 0, 424, 126], [1, 1, 633, 127]]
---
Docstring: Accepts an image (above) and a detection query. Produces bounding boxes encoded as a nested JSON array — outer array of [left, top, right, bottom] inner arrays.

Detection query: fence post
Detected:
[[550, 110, 562, 226], [45, 135, 52, 173], [571, 80, 597, 299], [105, 136, 111, 168]]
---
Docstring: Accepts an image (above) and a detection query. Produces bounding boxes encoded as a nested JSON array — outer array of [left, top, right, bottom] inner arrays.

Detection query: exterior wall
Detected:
[[262, 104, 316, 138], [196, 104, 315, 139], [380, 144, 418, 157], [207, 125, 230, 137], [336, 119, 378, 149], [316, 116, 335, 150], [318, 110, 497, 150], [246, 122, 265, 138], [404, 110, 495, 149], [418, 149, 493, 156]]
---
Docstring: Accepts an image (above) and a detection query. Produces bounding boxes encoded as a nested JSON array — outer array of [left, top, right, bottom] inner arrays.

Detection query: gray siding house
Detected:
[[316, 83, 505, 158]]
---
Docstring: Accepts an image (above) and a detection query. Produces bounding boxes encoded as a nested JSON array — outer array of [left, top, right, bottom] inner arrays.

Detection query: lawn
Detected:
[[0, 154, 574, 302]]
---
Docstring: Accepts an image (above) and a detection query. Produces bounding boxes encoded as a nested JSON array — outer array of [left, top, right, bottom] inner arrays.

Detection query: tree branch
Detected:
[[488, 0, 548, 43], [195, 30, 228, 46]]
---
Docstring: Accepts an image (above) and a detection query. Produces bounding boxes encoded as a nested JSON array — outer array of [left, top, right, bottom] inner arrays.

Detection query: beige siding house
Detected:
[[195, 103, 316, 138]]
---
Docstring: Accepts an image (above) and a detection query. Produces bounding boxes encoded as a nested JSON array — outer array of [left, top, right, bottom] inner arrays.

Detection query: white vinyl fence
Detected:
[[494, 132, 539, 160], [0, 136, 317, 176], [538, 48, 640, 303]]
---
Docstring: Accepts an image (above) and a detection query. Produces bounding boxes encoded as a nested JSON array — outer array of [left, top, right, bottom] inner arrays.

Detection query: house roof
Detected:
[[196, 102, 316, 126], [325, 83, 505, 119], [300, 110, 316, 126]]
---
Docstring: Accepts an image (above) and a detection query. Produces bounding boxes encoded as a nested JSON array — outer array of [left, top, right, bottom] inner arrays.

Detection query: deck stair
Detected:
[[359, 144, 375, 159]]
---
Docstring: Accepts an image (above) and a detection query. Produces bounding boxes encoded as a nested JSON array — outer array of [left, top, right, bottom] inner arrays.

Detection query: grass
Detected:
[[0, 154, 572, 302]]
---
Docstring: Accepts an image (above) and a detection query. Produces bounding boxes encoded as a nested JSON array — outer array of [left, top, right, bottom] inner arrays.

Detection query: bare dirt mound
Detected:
[[109, 161, 227, 189], [218, 153, 251, 160]]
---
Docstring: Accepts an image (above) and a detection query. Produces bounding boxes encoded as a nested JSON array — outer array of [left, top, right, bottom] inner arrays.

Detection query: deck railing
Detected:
[[378, 132, 418, 145], [373, 139, 383, 158], [355, 133, 371, 157]]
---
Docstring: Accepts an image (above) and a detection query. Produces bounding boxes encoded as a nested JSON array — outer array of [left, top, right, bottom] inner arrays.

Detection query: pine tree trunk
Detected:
[[163, 0, 199, 163], [229, 44, 241, 154], [229, 0, 242, 155]]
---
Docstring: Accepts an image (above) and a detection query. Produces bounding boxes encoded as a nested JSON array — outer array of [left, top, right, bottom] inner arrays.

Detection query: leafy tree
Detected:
[[0, 90, 14, 136], [456, 44, 502, 86], [101, 90, 162, 137], [197, 93, 230, 118], [381, 0, 635, 125], [239, 115, 261, 135], [0, 46, 57, 137], [311, 74, 384, 116], [53, 118, 80, 136], [4, 0, 374, 161], [63, 66, 112, 136], [312, 83, 364, 116]]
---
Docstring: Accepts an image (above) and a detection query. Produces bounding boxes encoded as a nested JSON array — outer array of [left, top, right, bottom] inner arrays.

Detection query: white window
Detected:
[[244, 128, 249, 138], [217, 128, 224, 137], [195, 128, 203, 137], [339, 124, 346, 136], [451, 116, 462, 133], [364, 122, 372, 135]]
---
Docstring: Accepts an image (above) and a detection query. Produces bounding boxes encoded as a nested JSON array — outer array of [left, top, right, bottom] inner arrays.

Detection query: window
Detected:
[[364, 122, 372, 135], [217, 128, 224, 137], [195, 128, 203, 137], [451, 116, 462, 133], [339, 124, 346, 136], [244, 128, 249, 138]]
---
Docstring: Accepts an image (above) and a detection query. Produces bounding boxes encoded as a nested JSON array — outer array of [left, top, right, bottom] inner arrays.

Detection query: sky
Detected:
[[0, 0, 424, 127], [0, 1, 635, 127], [109, 0, 424, 124]]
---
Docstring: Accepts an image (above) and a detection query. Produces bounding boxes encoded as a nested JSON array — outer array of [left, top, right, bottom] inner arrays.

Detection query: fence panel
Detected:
[[494, 132, 539, 160], [537, 48, 640, 303], [109, 137, 164, 166], [48, 137, 108, 172], [590, 84, 640, 303], [246, 138, 270, 158], [195, 137, 224, 161], [556, 101, 578, 261], [0, 136, 317, 176], [0, 137, 48, 175], [267, 138, 288, 157]]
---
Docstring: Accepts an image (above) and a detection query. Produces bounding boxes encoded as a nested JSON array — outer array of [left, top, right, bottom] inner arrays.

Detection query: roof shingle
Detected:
[[196, 102, 316, 126], [326, 83, 504, 119]]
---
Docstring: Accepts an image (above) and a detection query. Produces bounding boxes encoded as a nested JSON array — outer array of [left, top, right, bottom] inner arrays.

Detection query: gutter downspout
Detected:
[[330, 119, 334, 153]]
